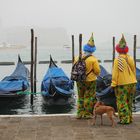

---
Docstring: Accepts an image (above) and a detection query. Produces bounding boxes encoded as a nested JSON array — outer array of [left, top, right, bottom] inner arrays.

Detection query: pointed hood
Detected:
[[83, 33, 96, 53], [116, 34, 129, 53], [87, 33, 95, 47]]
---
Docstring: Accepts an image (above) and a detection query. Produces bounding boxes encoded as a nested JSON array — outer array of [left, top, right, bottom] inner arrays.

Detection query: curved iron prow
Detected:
[[49, 55, 58, 68], [18, 54, 22, 63]]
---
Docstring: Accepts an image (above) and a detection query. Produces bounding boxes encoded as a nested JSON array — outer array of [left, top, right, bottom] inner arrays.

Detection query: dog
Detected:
[[92, 101, 117, 127]]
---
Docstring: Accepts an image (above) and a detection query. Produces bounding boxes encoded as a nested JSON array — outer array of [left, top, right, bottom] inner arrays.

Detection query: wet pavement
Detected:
[[0, 114, 140, 140]]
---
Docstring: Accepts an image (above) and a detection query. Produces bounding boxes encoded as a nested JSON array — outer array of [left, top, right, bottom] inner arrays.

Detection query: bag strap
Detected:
[[82, 55, 92, 61], [86, 69, 93, 76]]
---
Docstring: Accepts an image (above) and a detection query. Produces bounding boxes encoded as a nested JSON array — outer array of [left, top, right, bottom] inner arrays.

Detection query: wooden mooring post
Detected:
[[112, 36, 115, 66], [133, 35, 137, 67], [133, 34, 137, 109], [30, 29, 34, 105], [34, 37, 37, 94], [79, 34, 82, 60], [72, 35, 75, 64]]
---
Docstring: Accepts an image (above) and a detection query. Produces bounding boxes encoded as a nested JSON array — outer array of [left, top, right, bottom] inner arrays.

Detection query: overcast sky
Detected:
[[0, 0, 140, 42]]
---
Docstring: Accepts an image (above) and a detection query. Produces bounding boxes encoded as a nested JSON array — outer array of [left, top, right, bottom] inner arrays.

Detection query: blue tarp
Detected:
[[41, 66, 74, 97], [0, 81, 29, 94], [0, 56, 29, 94]]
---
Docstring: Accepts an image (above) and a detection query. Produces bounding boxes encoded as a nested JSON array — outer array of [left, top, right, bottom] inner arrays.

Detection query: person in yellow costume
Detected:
[[76, 33, 100, 119], [111, 34, 137, 124]]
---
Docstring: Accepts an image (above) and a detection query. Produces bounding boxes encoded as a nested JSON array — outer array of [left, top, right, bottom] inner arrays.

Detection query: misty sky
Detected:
[[0, 0, 140, 42]]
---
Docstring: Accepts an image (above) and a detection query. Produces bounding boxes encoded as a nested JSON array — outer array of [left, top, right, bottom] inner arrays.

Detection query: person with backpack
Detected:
[[111, 34, 137, 124], [74, 33, 100, 119]]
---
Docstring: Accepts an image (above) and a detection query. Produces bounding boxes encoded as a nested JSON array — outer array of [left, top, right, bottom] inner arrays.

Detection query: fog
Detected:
[[0, 0, 140, 46]]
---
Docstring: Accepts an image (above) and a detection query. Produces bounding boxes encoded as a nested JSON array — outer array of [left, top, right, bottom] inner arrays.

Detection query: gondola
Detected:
[[136, 67, 140, 93], [96, 65, 117, 111], [96, 65, 140, 111], [0, 55, 30, 99], [135, 67, 140, 100], [41, 55, 74, 105]]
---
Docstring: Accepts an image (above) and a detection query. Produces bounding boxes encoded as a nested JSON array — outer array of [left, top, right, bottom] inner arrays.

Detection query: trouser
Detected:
[[114, 84, 136, 124], [76, 81, 97, 118]]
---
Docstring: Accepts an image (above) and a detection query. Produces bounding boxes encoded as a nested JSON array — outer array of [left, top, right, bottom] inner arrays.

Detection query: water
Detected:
[[0, 46, 140, 115]]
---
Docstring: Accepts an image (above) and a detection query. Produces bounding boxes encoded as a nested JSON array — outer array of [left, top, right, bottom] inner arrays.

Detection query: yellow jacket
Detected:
[[111, 54, 137, 87], [75, 55, 100, 81]]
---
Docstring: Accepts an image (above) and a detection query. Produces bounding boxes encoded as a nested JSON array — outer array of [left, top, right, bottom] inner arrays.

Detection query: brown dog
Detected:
[[92, 101, 117, 127]]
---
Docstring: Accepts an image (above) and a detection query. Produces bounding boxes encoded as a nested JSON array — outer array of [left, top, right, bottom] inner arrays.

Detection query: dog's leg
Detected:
[[100, 115, 103, 125], [91, 115, 96, 125], [111, 117, 116, 127], [108, 112, 116, 127]]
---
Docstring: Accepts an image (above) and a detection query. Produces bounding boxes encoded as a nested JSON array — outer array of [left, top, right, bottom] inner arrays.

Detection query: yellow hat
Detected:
[[87, 33, 95, 47]]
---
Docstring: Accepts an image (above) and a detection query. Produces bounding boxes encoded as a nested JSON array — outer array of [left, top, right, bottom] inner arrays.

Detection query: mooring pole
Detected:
[[133, 35, 137, 111], [79, 34, 82, 60], [72, 35, 75, 64], [133, 35, 137, 68], [30, 29, 34, 105], [34, 37, 37, 94], [112, 36, 115, 66]]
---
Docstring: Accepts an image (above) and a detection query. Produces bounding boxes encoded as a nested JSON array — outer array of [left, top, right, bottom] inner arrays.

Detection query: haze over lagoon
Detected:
[[0, 0, 140, 114], [0, 0, 140, 46]]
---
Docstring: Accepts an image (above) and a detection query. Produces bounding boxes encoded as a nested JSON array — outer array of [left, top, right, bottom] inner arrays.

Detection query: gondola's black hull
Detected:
[[97, 92, 117, 111], [96, 65, 117, 111], [0, 93, 26, 98], [42, 92, 75, 105], [0, 90, 28, 103]]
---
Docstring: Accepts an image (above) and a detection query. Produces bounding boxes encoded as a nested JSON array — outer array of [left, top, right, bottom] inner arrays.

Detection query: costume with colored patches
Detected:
[[111, 34, 137, 124], [76, 33, 100, 119]]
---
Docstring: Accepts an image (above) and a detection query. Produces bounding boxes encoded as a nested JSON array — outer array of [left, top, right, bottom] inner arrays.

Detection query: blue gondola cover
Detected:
[[0, 56, 29, 95], [41, 56, 74, 97]]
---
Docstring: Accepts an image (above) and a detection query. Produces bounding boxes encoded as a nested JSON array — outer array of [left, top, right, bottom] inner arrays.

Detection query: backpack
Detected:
[[71, 55, 92, 81]]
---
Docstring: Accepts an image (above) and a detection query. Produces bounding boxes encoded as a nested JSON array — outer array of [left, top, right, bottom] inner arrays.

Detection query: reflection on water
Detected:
[[0, 92, 140, 115], [41, 103, 75, 114], [0, 95, 29, 115], [41, 94, 76, 114], [0, 94, 77, 115]]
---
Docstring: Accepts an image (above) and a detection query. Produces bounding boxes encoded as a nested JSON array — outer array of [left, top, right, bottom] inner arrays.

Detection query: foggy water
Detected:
[[0, 46, 140, 115]]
